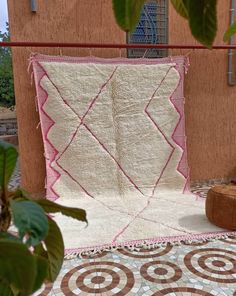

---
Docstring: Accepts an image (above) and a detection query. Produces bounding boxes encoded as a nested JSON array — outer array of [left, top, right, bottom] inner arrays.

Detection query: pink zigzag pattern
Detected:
[[37, 62, 119, 199], [146, 64, 190, 196], [112, 65, 181, 243], [33, 61, 60, 200], [33, 56, 190, 204], [145, 66, 175, 197], [171, 64, 190, 193], [35, 62, 119, 199], [35, 62, 145, 200]]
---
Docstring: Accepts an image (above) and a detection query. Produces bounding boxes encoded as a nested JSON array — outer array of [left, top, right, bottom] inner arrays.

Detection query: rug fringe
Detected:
[[64, 231, 236, 259]]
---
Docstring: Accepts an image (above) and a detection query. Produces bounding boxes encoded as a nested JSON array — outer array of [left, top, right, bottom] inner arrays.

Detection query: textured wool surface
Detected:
[[32, 55, 225, 255]]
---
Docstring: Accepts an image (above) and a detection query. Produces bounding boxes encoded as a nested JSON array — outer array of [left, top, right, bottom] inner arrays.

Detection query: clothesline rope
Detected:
[[0, 42, 236, 49]]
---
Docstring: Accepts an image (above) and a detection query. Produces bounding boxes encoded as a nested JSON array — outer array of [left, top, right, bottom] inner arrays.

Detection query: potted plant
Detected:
[[0, 140, 87, 296]]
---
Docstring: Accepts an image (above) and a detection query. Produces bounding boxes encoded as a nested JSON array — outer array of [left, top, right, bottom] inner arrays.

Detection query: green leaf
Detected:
[[34, 243, 48, 259], [186, 0, 217, 48], [171, 0, 188, 19], [0, 141, 18, 194], [33, 243, 50, 283], [0, 239, 37, 296], [32, 255, 49, 293], [44, 218, 64, 282], [10, 200, 49, 246], [36, 198, 87, 223], [112, 0, 146, 32], [224, 22, 236, 42], [0, 232, 20, 242], [0, 280, 13, 296]]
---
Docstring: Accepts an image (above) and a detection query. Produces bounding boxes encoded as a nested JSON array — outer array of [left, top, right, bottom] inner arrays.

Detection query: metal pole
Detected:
[[228, 0, 236, 85], [31, 0, 37, 12], [0, 42, 236, 49]]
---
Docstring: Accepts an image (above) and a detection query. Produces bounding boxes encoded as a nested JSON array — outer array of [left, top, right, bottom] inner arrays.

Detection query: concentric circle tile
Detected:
[[152, 287, 214, 295], [33, 283, 53, 296], [140, 260, 182, 284], [221, 236, 236, 245], [60, 261, 141, 295], [190, 185, 210, 199], [118, 244, 173, 259], [182, 241, 208, 247], [184, 248, 236, 283], [81, 251, 109, 259]]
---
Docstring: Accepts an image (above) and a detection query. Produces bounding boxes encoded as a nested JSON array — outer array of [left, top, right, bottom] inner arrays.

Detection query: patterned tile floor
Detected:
[[9, 170, 236, 295]]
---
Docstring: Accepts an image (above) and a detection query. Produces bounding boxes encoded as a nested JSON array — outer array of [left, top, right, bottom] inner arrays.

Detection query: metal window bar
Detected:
[[1, 42, 236, 49], [127, 0, 168, 58]]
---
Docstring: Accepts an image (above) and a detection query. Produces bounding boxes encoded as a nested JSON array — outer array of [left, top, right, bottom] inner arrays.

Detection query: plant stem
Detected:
[[0, 204, 11, 232]]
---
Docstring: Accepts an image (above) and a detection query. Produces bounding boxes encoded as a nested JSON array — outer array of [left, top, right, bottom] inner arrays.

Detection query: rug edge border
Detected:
[[64, 230, 236, 259]]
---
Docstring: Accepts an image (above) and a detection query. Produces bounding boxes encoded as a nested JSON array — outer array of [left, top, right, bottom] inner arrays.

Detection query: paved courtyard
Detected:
[[9, 171, 236, 295]]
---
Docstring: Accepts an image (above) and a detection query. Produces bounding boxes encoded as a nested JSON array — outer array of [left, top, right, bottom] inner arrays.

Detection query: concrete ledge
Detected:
[[0, 135, 18, 146], [0, 111, 16, 120]]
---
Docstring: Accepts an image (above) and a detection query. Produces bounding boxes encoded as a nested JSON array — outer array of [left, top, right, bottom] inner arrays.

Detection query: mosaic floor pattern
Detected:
[[9, 169, 236, 295], [35, 236, 236, 296]]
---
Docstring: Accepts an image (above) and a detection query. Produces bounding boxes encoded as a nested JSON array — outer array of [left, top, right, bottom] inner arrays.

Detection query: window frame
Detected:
[[127, 0, 169, 59]]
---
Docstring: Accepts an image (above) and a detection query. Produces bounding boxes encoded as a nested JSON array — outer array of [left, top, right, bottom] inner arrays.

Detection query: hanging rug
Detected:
[[32, 55, 235, 257]]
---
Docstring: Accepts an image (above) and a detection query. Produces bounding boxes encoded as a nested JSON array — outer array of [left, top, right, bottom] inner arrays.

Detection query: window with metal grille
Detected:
[[127, 0, 168, 58]]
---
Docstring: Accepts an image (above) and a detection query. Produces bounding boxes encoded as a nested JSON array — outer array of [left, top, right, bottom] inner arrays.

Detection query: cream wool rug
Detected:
[[32, 55, 231, 256]]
